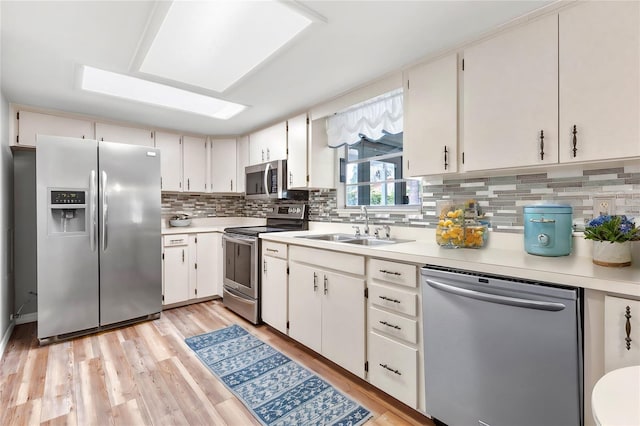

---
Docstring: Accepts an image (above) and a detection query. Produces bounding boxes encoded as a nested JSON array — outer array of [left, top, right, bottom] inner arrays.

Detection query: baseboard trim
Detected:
[[15, 312, 37, 325], [0, 320, 16, 362]]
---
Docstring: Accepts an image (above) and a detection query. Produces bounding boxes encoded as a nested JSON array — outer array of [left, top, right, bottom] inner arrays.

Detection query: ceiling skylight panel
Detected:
[[138, 0, 313, 92]]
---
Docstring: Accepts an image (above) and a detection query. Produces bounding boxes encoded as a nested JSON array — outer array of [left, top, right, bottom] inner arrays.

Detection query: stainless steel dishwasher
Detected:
[[421, 265, 583, 426]]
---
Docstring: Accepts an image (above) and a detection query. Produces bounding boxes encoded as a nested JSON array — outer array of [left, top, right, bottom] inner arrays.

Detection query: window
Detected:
[[326, 88, 420, 208], [344, 132, 420, 207]]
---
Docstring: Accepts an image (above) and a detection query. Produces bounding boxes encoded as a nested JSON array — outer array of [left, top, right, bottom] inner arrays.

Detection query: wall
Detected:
[[0, 0, 15, 357], [309, 165, 640, 232]]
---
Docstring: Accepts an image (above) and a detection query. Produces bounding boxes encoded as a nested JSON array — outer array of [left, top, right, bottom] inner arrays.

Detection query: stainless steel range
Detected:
[[222, 204, 308, 323]]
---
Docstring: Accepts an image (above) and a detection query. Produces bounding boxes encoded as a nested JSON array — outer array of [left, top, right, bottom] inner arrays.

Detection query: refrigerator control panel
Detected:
[[51, 190, 85, 205]]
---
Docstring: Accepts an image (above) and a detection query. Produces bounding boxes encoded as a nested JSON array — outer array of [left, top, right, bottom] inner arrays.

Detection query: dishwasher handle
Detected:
[[425, 278, 566, 312]]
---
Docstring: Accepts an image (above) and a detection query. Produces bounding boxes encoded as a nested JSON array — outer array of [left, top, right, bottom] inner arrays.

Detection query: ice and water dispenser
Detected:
[[48, 189, 87, 234]]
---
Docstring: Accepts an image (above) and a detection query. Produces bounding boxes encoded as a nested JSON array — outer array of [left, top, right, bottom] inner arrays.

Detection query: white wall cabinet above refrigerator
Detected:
[[403, 53, 459, 177], [182, 135, 207, 193], [463, 14, 559, 172], [558, 0, 640, 163], [95, 122, 155, 147], [155, 131, 183, 192], [16, 110, 94, 147], [249, 121, 287, 165], [210, 138, 237, 192]]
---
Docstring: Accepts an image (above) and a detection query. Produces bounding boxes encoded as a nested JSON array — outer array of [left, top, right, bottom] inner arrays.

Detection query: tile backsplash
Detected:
[[163, 165, 640, 234]]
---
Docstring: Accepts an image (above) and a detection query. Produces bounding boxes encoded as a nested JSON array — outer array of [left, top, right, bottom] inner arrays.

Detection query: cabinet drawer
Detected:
[[290, 245, 364, 276], [368, 331, 418, 408], [164, 234, 188, 247], [369, 259, 417, 288], [262, 241, 287, 260], [369, 283, 417, 317], [369, 306, 418, 344]]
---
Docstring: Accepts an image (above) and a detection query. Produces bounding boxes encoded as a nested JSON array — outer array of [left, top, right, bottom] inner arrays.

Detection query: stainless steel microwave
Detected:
[[244, 159, 308, 200]]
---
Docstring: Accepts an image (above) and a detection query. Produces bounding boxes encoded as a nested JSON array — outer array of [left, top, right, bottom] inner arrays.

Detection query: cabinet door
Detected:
[[463, 14, 558, 171], [96, 122, 154, 147], [559, 1, 640, 162], [249, 122, 287, 164], [288, 262, 322, 353], [287, 113, 308, 188], [155, 131, 182, 191], [604, 295, 640, 373], [404, 54, 458, 176], [163, 246, 189, 305], [211, 138, 237, 192], [17, 110, 93, 147], [261, 255, 288, 334], [195, 233, 219, 298], [236, 135, 249, 193], [321, 270, 366, 378], [183, 136, 207, 193]]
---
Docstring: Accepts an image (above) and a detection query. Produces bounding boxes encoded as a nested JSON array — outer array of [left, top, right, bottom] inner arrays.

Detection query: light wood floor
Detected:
[[0, 300, 432, 426]]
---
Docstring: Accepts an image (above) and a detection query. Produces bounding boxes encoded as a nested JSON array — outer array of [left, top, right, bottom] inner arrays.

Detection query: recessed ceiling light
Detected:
[[137, 0, 316, 92], [80, 66, 246, 119]]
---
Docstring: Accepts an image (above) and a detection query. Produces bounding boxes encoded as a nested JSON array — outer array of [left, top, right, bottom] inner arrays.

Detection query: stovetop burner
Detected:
[[224, 203, 308, 237]]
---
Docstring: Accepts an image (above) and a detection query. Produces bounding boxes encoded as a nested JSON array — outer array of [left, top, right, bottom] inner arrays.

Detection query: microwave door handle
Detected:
[[264, 163, 271, 197]]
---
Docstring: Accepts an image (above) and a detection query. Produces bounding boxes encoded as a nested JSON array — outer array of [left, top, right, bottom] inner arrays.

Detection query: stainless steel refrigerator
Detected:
[[36, 135, 161, 340]]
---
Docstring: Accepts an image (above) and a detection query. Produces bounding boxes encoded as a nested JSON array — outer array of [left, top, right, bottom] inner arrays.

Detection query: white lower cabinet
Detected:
[[162, 235, 189, 305], [261, 242, 288, 334], [289, 246, 366, 378], [604, 295, 640, 372], [369, 331, 418, 407], [367, 258, 423, 411], [163, 232, 222, 306]]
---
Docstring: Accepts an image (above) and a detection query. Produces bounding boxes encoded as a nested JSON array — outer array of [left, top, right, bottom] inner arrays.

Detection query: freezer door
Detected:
[[36, 136, 99, 339], [98, 141, 161, 325]]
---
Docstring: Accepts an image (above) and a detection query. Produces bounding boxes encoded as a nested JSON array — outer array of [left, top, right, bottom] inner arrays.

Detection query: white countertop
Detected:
[[261, 229, 640, 297], [161, 217, 265, 235]]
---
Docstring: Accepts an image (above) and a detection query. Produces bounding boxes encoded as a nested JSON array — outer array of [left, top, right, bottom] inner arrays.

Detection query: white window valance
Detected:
[[326, 88, 403, 148]]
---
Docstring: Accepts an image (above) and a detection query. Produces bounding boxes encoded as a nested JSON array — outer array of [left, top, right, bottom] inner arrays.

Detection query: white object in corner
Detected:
[[591, 365, 640, 426]]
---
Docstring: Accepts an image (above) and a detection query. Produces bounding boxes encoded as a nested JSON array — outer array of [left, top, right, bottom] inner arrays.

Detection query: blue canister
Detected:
[[523, 204, 573, 256]]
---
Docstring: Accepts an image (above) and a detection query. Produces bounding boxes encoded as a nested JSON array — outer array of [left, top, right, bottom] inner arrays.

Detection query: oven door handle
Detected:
[[224, 286, 252, 300], [223, 234, 256, 246]]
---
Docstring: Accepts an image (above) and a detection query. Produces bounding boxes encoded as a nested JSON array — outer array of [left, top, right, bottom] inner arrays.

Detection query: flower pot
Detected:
[[592, 241, 632, 267]]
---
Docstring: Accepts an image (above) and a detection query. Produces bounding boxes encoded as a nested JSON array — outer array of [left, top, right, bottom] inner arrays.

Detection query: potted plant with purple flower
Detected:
[[584, 215, 640, 267]]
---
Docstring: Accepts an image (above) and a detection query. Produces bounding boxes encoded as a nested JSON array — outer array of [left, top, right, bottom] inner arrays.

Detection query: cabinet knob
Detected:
[[625, 305, 632, 351], [572, 125, 578, 158], [444, 146, 449, 170], [539, 130, 545, 160], [313, 272, 318, 292]]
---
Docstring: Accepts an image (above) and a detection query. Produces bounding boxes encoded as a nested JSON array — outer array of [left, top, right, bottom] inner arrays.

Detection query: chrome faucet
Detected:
[[361, 205, 370, 236]]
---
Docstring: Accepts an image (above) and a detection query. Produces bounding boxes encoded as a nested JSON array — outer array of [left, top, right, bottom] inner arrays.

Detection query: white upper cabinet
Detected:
[[249, 121, 287, 165], [182, 135, 207, 193], [95, 122, 154, 147], [17, 110, 93, 147], [211, 138, 237, 192], [404, 53, 459, 177], [559, 1, 640, 162], [155, 131, 183, 192], [236, 135, 249, 193], [463, 14, 558, 171], [287, 113, 308, 188]]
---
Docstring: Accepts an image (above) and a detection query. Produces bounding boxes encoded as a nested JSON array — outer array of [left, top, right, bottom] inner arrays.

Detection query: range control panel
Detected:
[[51, 190, 85, 205]]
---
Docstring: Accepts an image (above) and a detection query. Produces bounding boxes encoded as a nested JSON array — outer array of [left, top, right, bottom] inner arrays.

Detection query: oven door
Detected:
[[222, 233, 258, 299]]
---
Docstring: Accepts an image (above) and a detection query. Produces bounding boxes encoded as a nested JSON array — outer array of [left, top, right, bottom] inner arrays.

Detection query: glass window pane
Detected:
[[371, 161, 384, 182], [346, 163, 358, 184], [406, 179, 421, 205], [346, 185, 358, 206], [370, 183, 383, 206], [386, 182, 395, 205]]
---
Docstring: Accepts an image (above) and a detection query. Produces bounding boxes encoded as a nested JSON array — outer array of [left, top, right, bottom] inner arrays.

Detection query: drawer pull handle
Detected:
[[266, 248, 279, 253], [572, 125, 578, 158], [379, 320, 401, 330], [379, 363, 401, 376], [379, 269, 402, 276], [625, 306, 632, 351], [539, 130, 545, 160], [170, 239, 183, 243], [379, 295, 401, 304]]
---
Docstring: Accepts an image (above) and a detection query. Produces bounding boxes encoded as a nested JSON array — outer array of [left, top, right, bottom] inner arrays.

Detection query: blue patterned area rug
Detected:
[[185, 324, 372, 426]]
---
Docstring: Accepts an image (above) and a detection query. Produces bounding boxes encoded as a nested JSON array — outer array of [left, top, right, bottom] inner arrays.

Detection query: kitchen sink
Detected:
[[341, 238, 413, 246], [296, 233, 356, 242], [296, 233, 413, 246]]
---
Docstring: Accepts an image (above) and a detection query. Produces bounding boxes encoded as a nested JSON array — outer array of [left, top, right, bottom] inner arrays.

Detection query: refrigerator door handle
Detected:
[[425, 278, 566, 312], [90, 170, 97, 251], [101, 170, 108, 251]]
